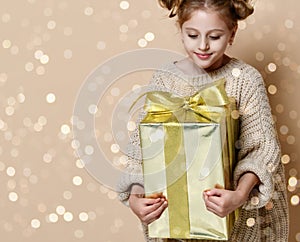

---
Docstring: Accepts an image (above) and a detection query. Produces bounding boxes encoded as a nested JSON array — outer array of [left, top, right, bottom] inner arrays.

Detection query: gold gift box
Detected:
[[139, 79, 238, 240]]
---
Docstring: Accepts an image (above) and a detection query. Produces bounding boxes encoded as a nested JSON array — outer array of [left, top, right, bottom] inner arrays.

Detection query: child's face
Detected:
[[181, 9, 236, 71]]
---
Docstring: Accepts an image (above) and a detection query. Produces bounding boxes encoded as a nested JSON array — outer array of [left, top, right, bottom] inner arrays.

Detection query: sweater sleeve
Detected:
[[233, 71, 281, 210], [117, 68, 170, 206]]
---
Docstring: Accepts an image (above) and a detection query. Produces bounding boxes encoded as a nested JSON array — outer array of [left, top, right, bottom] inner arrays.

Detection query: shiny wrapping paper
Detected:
[[139, 79, 238, 240]]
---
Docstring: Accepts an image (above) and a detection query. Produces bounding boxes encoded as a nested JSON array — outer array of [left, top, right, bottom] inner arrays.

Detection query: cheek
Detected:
[[183, 39, 197, 50], [211, 40, 229, 51]]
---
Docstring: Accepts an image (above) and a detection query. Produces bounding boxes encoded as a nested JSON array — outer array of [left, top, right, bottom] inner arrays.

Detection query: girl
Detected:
[[118, 0, 289, 241]]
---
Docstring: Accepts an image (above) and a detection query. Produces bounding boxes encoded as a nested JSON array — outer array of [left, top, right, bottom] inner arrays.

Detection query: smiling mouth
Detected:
[[195, 52, 212, 60]]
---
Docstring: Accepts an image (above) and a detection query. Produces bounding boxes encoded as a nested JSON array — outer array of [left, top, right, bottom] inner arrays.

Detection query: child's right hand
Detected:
[[129, 185, 168, 225]]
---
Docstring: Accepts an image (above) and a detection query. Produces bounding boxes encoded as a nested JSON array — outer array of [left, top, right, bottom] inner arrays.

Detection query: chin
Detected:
[[193, 61, 213, 71]]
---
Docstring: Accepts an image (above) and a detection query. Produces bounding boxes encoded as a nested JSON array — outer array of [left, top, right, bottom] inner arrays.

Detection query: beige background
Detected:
[[0, 0, 299, 241]]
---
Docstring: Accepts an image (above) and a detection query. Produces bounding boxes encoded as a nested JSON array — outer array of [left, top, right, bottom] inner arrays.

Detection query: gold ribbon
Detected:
[[140, 78, 238, 238], [142, 78, 229, 124]]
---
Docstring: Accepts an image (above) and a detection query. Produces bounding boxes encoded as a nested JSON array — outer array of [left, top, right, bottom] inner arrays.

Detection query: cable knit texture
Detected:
[[117, 58, 289, 242]]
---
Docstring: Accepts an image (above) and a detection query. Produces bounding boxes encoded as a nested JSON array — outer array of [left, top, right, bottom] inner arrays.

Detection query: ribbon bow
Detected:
[[142, 78, 229, 123]]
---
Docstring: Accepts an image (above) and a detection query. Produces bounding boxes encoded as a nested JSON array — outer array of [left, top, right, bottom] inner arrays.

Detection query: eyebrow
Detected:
[[184, 27, 226, 33]]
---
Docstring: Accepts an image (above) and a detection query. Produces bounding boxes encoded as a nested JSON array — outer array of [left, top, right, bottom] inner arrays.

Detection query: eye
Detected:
[[188, 34, 198, 39], [209, 36, 221, 40]]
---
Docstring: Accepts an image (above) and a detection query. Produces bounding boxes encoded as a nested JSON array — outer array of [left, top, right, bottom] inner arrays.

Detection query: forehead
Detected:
[[182, 9, 229, 31]]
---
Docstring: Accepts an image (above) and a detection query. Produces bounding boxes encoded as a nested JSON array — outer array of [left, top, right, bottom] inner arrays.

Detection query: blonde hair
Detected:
[[158, 0, 254, 29]]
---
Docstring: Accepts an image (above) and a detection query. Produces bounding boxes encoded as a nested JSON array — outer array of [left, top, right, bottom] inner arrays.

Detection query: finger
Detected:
[[143, 198, 165, 214], [143, 197, 162, 206], [205, 188, 223, 197], [204, 196, 226, 217], [205, 196, 220, 210], [145, 200, 168, 224], [205, 205, 222, 217], [206, 193, 225, 208], [202, 191, 209, 201], [205, 203, 217, 213], [203, 195, 218, 211]]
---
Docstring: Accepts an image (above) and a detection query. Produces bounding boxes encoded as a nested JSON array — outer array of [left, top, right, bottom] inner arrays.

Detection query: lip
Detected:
[[195, 52, 212, 60]]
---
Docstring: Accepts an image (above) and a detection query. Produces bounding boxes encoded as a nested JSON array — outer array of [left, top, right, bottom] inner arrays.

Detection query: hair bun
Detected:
[[231, 0, 254, 20], [158, 0, 182, 17]]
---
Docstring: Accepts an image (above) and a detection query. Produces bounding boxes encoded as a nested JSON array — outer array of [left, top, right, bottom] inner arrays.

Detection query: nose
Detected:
[[198, 38, 209, 51]]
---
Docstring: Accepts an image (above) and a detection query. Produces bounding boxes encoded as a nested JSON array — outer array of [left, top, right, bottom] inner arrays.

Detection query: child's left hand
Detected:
[[203, 185, 247, 218]]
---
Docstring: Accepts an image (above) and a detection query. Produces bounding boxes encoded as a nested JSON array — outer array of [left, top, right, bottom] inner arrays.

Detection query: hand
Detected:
[[129, 185, 168, 225], [203, 187, 247, 218], [203, 173, 260, 217]]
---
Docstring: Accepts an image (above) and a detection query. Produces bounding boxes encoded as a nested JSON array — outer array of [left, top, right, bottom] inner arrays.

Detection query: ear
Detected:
[[229, 25, 238, 45]]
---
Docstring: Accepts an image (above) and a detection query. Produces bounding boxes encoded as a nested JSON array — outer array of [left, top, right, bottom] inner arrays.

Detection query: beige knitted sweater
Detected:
[[118, 58, 289, 242]]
